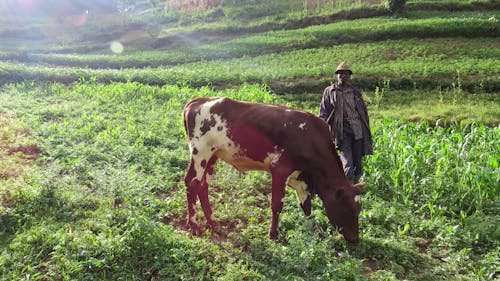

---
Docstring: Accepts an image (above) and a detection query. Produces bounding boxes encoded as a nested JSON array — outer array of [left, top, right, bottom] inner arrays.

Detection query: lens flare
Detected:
[[73, 10, 89, 27], [110, 41, 124, 54]]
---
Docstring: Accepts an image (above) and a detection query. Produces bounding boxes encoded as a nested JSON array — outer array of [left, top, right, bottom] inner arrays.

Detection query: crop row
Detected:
[[3, 11, 498, 68], [1, 37, 498, 93], [93, 1, 499, 53]]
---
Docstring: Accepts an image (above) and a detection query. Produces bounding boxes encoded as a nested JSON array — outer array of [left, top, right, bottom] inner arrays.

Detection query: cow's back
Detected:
[[183, 97, 337, 173]]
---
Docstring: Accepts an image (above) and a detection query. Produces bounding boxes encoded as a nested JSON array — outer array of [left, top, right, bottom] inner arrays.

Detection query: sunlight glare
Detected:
[[110, 41, 124, 54]]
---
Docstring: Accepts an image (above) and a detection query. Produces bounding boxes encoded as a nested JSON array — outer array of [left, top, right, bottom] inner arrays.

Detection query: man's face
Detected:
[[336, 70, 351, 85]]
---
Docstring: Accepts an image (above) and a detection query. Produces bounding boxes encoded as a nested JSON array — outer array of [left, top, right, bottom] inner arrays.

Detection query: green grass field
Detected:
[[0, 0, 499, 280]]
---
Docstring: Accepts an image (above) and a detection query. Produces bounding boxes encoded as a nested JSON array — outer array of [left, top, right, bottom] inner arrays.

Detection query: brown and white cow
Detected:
[[183, 97, 364, 242]]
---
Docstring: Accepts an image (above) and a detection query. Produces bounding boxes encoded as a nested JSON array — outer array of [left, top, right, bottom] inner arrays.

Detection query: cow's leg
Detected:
[[198, 156, 218, 229], [184, 160, 203, 236], [269, 168, 289, 240]]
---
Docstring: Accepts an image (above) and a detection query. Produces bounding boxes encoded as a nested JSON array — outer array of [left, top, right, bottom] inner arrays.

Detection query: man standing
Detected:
[[319, 62, 373, 184]]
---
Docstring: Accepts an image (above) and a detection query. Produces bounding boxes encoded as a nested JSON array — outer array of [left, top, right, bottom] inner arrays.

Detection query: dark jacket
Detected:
[[319, 83, 373, 156]]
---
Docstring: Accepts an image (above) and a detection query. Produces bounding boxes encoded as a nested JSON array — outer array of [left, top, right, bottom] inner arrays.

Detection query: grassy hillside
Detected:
[[0, 0, 499, 280]]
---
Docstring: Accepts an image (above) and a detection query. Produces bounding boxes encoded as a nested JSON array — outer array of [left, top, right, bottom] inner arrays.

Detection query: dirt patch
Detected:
[[158, 185, 245, 244], [162, 211, 241, 244], [8, 144, 41, 160], [0, 114, 40, 180], [416, 238, 433, 253], [362, 259, 378, 274]]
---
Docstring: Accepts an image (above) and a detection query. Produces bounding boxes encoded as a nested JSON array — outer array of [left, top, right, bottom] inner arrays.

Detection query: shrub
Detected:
[[385, 0, 406, 14]]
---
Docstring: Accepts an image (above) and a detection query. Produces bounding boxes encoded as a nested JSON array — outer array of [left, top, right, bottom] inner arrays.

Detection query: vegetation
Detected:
[[0, 0, 498, 280], [386, 0, 407, 14], [1, 35, 499, 96], [0, 82, 498, 280]]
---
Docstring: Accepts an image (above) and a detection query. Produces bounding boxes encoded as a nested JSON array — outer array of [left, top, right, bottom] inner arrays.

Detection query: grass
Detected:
[[1, 8, 498, 96], [0, 82, 498, 280], [4, 12, 499, 62], [364, 90, 500, 125], [0, 114, 39, 181], [1, 36, 499, 95], [0, 0, 499, 279]]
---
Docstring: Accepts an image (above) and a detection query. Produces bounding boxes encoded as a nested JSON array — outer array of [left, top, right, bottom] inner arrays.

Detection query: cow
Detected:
[[183, 97, 365, 242]]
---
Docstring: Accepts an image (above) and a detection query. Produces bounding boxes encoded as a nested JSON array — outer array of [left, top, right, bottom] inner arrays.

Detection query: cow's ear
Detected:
[[334, 189, 344, 199], [353, 182, 366, 190]]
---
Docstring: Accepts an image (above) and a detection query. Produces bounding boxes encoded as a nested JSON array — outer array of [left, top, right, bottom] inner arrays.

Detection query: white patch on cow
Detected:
[[263, 153, 276, 165], [189, 98, 237, 181], [354, 195, 361, 203], [299, 122, 306, 130], [189, 98, 286, 178], [268, 149, 283, 167], [205, 172, 213, 182], [286, 170, 310, 206]]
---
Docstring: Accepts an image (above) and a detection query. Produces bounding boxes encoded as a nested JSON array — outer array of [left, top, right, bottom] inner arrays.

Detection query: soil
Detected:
[[0, 115, 41, 179]]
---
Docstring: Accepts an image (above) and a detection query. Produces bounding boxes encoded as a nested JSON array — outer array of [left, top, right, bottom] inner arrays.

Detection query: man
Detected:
[[319, 61, 373, 184]]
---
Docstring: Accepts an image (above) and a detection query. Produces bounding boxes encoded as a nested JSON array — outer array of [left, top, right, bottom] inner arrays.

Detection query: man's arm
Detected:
[[319, 86, 334, 121]]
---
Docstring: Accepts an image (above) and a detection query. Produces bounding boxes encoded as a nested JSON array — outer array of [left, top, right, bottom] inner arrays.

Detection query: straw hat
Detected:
[[335, 61, 353, 74]]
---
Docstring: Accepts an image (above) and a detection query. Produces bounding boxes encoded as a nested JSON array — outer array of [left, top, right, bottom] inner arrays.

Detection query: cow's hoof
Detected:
[[207, 219, 220, 230], [188, 223, 203, 236]]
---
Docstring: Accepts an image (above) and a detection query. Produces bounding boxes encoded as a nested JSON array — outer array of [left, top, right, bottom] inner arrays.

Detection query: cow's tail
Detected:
[[183, 108, 189, 140]]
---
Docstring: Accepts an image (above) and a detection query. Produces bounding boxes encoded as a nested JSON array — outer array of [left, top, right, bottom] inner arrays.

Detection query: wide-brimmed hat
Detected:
[[335, 61, 353, 74]]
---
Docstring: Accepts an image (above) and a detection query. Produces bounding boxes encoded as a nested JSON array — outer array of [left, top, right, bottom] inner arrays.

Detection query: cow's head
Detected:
[[322, 182, 364, 243]]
